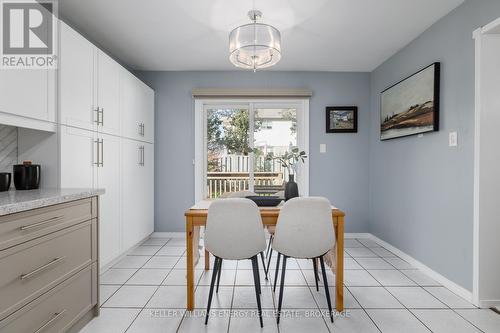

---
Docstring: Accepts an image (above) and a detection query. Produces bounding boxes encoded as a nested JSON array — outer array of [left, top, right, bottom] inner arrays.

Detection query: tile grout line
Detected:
[[298, 260, 334, 333], [451, 309, 487, 333], [344, 274, 383, 333], [226, 257, 238, 333], [97, 236, 486, 333], [123, 238, 184, 333], [100, 238, 174, 332], [351, 240, 437, 333], [354, 255, 437, 333], [346, 242, 390, 332]]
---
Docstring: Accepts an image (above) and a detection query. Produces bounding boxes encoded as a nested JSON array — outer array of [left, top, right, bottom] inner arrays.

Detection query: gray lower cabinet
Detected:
[[0, 197, 99, 332]]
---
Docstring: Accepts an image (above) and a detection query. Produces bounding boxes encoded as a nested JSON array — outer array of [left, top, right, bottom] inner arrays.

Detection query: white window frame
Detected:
[[194, 98, 310, 202]]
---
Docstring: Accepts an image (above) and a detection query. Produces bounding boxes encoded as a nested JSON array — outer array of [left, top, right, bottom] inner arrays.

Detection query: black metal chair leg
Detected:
[[266, 247, 273, 277], [216, 258, 222, 293], [312, 258, 320, 291], [255, 257, 262, 295], [251, 256, 264, 328], [205, 257, 220, 325], [260, 252, 268, 280], [277, 255, 287, 324], [319, 256, 334, 323], [273, 252, 281, 292], [266, 235, 273, 258]]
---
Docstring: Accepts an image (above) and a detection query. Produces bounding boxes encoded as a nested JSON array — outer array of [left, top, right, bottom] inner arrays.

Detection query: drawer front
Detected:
[[0, 221, 94, 320], [0, 264, 95, 333], [0, 198, 92, 251]]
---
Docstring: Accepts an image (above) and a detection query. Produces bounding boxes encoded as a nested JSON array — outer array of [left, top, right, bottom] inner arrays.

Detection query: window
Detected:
[[195, 99, 309, 201]]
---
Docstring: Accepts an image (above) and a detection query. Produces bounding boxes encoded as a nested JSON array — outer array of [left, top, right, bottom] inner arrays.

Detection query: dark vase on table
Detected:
[[285, 174, 299, 201]]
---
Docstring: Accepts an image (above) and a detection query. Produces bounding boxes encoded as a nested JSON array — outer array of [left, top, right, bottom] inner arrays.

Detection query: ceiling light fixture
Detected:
[[229, 10, 282, 71]]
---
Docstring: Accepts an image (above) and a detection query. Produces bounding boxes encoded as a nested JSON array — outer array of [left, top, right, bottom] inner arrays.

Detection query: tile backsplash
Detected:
[[0, 124, 18, 173]]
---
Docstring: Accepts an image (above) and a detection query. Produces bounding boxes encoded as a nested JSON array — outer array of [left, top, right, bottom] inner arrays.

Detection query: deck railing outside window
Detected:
[[206, 155, 290, 198]]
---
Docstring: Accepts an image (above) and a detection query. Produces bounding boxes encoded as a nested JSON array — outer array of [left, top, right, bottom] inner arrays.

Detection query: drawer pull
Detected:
[[20, 216, 64, 231], [20, 257, 66, 280], [33, 310, 66, 333]]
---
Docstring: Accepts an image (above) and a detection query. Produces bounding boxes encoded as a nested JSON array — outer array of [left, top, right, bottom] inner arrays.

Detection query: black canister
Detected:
[[13, 162, 41, 190], [0, 173, 11, 192]]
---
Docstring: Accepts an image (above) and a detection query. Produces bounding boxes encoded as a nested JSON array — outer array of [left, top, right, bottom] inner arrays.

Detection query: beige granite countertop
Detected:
[[0, 188, 104, 216]]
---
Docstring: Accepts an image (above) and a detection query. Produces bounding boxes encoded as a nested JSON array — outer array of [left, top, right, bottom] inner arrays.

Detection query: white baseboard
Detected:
[[100, 233, 152, 273], [479, 300, 500, 308], [368, 234, 474, 303], [345, 233, 371, 239], [153, 232, 371, 239], [150, 232, 184, 238]]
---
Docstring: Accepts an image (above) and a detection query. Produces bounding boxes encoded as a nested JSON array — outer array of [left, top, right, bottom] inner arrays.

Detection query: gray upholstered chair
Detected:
[[204, 198, 267, 327], [272, 197, 336, 324]]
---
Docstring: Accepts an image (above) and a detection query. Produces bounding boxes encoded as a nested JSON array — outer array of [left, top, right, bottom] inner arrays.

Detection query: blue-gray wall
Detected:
[[369, 0, 500, 291], [135, 71, 371, 233]]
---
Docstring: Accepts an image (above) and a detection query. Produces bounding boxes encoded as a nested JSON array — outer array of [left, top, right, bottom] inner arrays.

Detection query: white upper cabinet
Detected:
[[120, 71, 154, 143], [0, 14, 55, 131], [59, 22, 96, 131], [0, 69, 55, 124], [141, 83, 155, 143], [97, 50, 121, 136]]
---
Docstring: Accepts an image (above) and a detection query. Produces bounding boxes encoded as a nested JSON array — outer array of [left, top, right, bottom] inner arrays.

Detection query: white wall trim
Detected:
[[368, 234, 473, 303], [194, 99, 204, 203], [479, 300, 500, 308], [345, 233, 371, 239], [472, 27, 482, 306], [471, 22, 500, 308], [192, 88, 313, 98], [151, 231, 184, 238], [101, 234, 152, 273], [153, 232, 372, 240]]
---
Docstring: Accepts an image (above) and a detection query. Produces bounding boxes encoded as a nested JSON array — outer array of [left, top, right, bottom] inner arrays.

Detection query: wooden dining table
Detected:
[[184, 200, 346, 312]]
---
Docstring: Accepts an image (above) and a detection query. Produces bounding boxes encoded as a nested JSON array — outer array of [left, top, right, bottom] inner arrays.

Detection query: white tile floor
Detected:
[[80, 237, 500, 333]]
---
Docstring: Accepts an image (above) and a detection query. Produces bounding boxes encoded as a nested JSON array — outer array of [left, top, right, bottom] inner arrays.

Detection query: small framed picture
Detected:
[[326, 106, 358, 133]]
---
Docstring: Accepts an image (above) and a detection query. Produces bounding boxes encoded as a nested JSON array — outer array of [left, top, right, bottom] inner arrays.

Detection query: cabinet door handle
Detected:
[[20, 257, 66, 280], [100, 107, 104, 126], [100, 139, 104, 167], [137, 146, 144, 166], [141, 146, 144, 166], [142, 145, 145, 166], [94, 107, 100, 125], [94, 139, 100, 166], [20, 216, 64, 230], [33, 310, 66, 333], [142, 123, 145, 137]]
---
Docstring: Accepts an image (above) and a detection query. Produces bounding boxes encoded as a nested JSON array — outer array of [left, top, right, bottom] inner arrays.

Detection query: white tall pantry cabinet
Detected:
[[59, 22, 154, 268]]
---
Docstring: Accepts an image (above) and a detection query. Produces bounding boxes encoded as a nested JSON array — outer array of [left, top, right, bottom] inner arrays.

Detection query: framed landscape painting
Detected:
[[380, 62, 440, 140], [326, 106, 358, 133]]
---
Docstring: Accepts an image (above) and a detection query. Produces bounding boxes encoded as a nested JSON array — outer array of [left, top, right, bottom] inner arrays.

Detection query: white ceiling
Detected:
[[58, 0, 464, 72]]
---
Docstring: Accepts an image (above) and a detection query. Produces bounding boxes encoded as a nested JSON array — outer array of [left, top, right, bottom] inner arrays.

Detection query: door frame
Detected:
[[472, 18, 500, 308], [194, 98, 310, 202]]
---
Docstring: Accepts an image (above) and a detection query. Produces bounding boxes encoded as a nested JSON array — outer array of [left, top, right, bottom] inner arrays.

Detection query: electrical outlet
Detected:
[[320, 144, 326, 153], [449, 131, 458, 147]]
